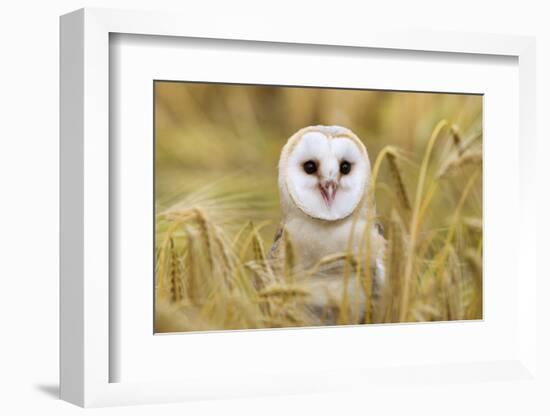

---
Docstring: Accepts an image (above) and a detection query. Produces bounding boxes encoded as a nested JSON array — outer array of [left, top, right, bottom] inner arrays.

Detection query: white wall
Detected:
[[1, 1, 547, 414]]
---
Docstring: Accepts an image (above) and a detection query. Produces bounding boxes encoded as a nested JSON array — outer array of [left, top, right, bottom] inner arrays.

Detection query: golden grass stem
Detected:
[[356, 145, 399, 323], [399, 119, 449, 322]]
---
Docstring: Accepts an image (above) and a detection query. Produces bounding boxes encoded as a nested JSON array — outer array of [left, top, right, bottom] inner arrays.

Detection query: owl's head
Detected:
[[278, 125, 371, 221]]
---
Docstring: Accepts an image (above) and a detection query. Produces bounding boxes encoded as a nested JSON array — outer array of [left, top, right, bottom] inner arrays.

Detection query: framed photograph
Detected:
[[153, 81, 483, 333], [60, 8, 538, 408]]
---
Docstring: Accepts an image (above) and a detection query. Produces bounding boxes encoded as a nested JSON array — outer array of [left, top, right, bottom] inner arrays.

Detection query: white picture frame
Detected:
[[60, 7, 538, 408]]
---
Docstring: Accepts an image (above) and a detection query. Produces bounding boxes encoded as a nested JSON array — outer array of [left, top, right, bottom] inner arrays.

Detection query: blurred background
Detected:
[[155, 81, 482, 243]]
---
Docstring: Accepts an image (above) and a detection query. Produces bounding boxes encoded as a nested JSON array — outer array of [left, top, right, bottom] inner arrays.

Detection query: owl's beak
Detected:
[[319, 180, 338, 206]]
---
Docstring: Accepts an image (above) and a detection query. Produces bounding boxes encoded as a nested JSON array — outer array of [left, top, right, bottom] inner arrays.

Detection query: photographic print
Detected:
[[154, 81, 482, 333]]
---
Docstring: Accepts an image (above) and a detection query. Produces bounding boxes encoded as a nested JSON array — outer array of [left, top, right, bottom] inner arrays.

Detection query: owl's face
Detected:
[[279, 126, 370, 221]]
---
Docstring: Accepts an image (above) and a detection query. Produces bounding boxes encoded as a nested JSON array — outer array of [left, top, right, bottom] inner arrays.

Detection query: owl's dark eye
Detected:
[[340, 160, 352, 175], [303, 160, 318, 174]]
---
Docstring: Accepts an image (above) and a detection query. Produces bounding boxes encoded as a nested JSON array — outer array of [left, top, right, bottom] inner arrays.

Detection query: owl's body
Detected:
[[271, 125, 385, 322]]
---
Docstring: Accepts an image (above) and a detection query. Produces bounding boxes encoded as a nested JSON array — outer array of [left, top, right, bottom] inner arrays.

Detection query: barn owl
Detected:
[[271, 125, 386, 323]]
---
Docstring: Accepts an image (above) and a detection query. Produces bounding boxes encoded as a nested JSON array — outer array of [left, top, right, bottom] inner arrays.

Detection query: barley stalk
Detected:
[[400, 119, 449, 322]]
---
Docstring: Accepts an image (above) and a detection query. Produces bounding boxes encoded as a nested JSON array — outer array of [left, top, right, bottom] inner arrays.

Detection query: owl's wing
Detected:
[[268, 225, 284, 260]]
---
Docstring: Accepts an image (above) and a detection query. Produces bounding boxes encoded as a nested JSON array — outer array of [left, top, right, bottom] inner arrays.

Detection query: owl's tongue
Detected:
[[320, 182, 337, 206]]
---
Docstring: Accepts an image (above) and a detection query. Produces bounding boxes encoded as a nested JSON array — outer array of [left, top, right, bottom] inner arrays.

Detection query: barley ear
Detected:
[[387, 152, 411, 211], [169, 237, 183, 303]]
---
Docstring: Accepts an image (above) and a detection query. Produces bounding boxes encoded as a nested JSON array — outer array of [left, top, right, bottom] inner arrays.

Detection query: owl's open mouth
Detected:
[[319, 182, 338, 206]]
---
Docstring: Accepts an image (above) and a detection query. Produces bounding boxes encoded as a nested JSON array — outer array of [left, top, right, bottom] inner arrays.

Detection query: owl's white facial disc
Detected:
[[284, 129, 369, 221]]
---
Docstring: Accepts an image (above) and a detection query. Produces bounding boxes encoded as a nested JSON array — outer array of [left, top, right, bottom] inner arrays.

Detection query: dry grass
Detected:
[[155, 119, 483, 332]]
